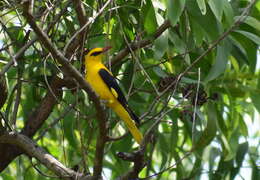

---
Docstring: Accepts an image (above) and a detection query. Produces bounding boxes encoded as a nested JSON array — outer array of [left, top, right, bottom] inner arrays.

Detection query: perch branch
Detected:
[[0, 131, 92, 180]]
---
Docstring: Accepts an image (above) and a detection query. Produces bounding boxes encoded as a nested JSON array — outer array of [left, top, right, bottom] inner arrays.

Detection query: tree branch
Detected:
[[117, 150, 146, 180], [111, 20, 171, 65], [64, 0, 113, 53], [0, 131, 92, 180], [0, 76, 65, 171], [92, 109, 108, 179], [72, 0, 87, 27], [0, 76, 7, 109], [0, 1, 71, 76], [179, 0, 257, 78]]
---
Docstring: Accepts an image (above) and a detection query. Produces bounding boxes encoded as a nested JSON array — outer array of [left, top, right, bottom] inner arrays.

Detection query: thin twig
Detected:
[[141, 151, 193, 179], [35, 103, 75, 141], [10, 68, 22, 130], [111, 20, 171, 65], [178, 0, 257, 79], [43, 54, 60, 103], [72, 0, 88, 69], [0, 1, 70, 76], [30, 158, 61, 178], [0, 38, 36, 76], [64, 0, 113, 53], [192, 68, 200, 144]]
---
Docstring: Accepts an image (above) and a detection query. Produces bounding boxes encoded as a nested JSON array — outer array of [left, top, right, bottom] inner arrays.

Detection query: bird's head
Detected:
[[84, 46, 111, 63]]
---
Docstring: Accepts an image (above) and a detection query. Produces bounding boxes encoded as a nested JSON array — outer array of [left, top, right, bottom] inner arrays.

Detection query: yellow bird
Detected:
[[84, 47, 143, 145]]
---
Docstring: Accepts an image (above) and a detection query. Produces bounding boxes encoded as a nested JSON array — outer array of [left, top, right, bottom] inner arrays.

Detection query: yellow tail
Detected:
[[112, 103, 143, 144]]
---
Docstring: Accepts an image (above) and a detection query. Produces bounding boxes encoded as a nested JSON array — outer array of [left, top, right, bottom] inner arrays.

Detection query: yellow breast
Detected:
[[85, 63, 116, 105]]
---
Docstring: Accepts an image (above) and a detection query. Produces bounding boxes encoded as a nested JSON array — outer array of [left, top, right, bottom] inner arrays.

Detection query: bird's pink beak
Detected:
[[102, 46, 112, 53]]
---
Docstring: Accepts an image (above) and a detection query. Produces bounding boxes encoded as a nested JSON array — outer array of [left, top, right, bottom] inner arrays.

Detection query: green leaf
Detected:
[[152, 66, 168, 78], [214, 157, 233, 179], [142, 0, 158, 34], [235, 16, 260, 31], [5, 84, 16, 122], [251, 91, 260, 113], [187, 0, 219, 41], [64, 17, 76, 35], [168, 31, 186, 54], [154, 30, 168, 59], [169, 110, 179, 150], [190, 155, 202, 177], [195, 102, 217, 151], [231, 31, 258, 72], [209, 147, 221, 171], [111, 23, 123, 49], [238, 115, 248, 137], [169, 31, 191, 65], [223, 0, 234, 26], [7, 26, 24, 45], [234, 30, 260, 45], [257, 72, 260, 90], [167, 0, 186, 26], [190, 18, 204, 45], [251, 155, 260, 180], [229, 36, 248, 61], [204, 40, 231, 82], [208, 0, 224, 22], [158, 133, 169, 170], [226, 128, 240, 161], [88, 35, 107, 49], [63, 95, 78, 149], [230, 142, 248, 179], [121, 62, 134, 91], [196, 0, 207, 15], [236, 142, 248, 167], [216, 109, 228, 136], [0, 173, 13, 180]]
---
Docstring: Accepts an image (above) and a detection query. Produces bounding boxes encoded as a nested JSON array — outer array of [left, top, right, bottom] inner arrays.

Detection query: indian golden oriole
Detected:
[[84, 47, 143, 145]]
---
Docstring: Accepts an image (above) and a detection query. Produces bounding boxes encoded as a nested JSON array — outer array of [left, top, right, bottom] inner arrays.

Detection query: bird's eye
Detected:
[[84, 48, 90, 55], [90, 51, 102, 56]]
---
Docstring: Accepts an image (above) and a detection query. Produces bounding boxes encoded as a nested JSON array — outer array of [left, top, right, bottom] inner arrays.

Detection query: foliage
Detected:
[[0, 0, 259, 179]]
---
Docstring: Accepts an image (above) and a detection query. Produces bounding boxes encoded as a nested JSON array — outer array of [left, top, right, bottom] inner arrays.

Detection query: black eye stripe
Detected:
[[90, 51, 102, 56]]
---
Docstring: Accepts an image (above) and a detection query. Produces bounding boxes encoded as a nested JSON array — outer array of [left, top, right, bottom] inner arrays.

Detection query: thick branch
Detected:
[[0, 76, 7, 109], [72, 0, 87, 27], [117, 150, 145, 180], [0, 132, 91, 180], [64, 0, 113, 53], [21, 76, 64, 136], [92, 109, 107, 179], [0, 76, 65, 171]]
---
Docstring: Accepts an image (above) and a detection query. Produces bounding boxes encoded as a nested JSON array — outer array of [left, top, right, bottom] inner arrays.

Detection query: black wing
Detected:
[[98, 68, 140, 124]]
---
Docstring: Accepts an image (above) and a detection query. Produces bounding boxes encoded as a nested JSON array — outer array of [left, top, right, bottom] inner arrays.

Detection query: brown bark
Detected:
[[0, 76, 64, 172]]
